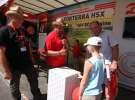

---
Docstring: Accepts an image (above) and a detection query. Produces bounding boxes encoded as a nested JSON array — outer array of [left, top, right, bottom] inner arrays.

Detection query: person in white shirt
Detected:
[[89, 21, 119, 100]]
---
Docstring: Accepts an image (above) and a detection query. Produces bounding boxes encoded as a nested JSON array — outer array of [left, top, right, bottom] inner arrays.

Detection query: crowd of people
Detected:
[[0, 5, 119, 100]]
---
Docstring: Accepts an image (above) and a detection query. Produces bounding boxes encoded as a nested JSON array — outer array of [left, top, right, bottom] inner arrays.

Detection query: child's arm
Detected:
[[104, 59, 111, 100], [104, 67, 110, 100], [79, 60, 92, 100]]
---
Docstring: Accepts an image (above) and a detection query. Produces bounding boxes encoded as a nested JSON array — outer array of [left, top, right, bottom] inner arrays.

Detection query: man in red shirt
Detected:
[[45, 18, 67, 67]]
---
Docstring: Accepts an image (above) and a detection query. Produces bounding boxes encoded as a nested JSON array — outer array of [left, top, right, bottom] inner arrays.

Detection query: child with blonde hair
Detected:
[[79, 36, 108, 100]]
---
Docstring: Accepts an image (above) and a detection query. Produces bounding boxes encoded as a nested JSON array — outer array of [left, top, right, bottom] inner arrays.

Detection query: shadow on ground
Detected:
[[115, 86, 135, 100]]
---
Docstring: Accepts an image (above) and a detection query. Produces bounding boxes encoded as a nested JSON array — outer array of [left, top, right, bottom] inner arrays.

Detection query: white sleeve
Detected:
[[108, 32, 119, 47], [105, 59, 111, 65], [101, 54, 111, 80], [99, 53, 111, 64]]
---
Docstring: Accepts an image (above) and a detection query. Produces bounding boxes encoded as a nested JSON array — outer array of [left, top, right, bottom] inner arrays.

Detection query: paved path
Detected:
[[0, 67, 48, 100], [0, 73, 14, 100]]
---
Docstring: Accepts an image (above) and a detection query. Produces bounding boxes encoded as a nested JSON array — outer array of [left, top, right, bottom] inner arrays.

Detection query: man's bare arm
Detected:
[[47, 48, 67, 56], [0, 47, 11, 79], [112, 44, 119, 62], [111, 44, 119, 71]]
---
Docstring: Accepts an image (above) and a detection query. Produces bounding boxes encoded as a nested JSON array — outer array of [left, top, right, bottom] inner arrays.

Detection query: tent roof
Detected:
[[13, 0, 89, 14]]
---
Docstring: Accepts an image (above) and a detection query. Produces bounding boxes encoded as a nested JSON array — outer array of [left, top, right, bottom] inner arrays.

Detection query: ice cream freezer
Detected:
[[47, 67, 80, 100]]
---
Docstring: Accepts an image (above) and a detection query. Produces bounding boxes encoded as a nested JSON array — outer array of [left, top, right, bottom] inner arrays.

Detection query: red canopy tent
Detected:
[[0, 0, 48, 24]]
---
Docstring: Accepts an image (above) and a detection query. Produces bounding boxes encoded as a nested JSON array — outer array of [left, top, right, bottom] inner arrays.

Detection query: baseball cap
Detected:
[[84, 36, 102, 46]]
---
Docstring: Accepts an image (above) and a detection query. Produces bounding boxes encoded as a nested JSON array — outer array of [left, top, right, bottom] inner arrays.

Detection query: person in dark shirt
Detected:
[[26, 25, 37, 50], [72, 39, 81, 70], [26, 25, 37, 64], [0, 6, 42, 100], [0, 11, 7, 27]]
